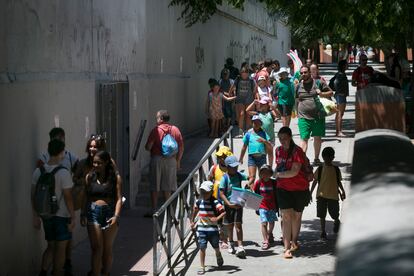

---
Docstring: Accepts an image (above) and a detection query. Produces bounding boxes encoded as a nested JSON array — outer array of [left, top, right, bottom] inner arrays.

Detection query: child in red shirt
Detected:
[[253, 165, 278, 250]]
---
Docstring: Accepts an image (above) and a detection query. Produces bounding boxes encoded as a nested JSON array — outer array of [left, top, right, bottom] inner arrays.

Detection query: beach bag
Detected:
[[160, 127, 178, 157], [33, 166, 65, 218]]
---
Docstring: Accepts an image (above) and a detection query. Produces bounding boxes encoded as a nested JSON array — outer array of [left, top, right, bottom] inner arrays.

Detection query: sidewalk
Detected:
[[71, 63, 367, 275], [184, 63, 357, 275]]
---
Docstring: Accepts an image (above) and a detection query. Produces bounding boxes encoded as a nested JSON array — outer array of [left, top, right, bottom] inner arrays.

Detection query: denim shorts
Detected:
[[42, 216, 72, 241], [86, 202, 116, 229], [197, 231, 220, 249], [258, 208, 278, 223], [334, 94, 347, 104], [248, 154, 267, 168]]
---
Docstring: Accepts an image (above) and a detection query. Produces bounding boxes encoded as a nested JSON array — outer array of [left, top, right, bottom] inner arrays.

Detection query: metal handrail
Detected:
[[153, 126, 233, 275]]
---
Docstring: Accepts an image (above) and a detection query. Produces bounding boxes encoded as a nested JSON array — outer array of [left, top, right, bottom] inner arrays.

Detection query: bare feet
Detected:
[[284, 249, 293, 259]]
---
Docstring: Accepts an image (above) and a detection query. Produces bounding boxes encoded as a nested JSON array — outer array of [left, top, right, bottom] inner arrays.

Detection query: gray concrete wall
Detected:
[[0, 0, 290, 274]]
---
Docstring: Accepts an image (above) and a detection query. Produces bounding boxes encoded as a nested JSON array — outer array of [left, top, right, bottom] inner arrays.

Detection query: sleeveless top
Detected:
[[88, 172, 116, 198]]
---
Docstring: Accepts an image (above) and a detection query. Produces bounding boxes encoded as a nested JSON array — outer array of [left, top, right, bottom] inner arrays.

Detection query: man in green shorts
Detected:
[[296, 65, 333, 164]]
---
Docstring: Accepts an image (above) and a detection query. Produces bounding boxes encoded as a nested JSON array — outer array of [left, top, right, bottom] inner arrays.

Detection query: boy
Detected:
[[219, 155, 248, 258], [310, 147, 346, 239], [32, 139, 75, 276], [253, 165, 278, 250], [208, 146, 232, 248], [191, 181, 225, 275]]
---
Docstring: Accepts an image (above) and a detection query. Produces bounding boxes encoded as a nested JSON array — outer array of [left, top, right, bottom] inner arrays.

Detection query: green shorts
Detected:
[[298, 117, 326, 140]]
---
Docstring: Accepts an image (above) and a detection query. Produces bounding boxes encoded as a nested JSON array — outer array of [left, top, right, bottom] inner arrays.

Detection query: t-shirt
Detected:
[[236, 78, 254, 102], [219, 172, 248, 200], [195, 198, 224, 232], [275, 146, 309, 191], [209, 164, 227, 199], [352, 66, 374, 90], [258, 112, 275, 143], [146, 123, 183, 156], [219, 78, 234, 94], [314, 165, 342, 200], [276, 78, 295, 106], [253, 179, 277, 210], [296, 79, 329, 120], [334, 72, 349, 96], [37, 151, 78, 172], [32, 164, 73, 218], [242, 129, 270, 155]]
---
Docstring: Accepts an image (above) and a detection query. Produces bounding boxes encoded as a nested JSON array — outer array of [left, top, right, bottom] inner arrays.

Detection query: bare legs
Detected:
[[301, 136, 322, 161], [280, 209, 303, 258], [227, 223, 243, 247], [281, 115, 292, 127], [335, 103, 346, 136], [235, 104, 251, 135]]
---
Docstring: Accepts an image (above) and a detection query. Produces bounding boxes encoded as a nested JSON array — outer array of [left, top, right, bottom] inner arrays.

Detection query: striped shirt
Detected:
[[195, 198, 224, 232]]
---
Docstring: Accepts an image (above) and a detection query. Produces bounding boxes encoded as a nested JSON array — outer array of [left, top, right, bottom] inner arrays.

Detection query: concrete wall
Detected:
[[0, 0, 290, 274]]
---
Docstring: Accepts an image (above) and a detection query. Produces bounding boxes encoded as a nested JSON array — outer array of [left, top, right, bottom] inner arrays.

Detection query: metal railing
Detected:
[[153, 126, 234, 275]]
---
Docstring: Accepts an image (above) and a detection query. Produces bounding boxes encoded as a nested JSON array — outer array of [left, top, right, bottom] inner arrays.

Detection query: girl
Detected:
[[255, 76, 272, 100], [205, 79, 235, 138], [333, 60, 349, 137], [81, 151, 122, 276], [275, 127, 310, 259], [246, 97, 277, 146]]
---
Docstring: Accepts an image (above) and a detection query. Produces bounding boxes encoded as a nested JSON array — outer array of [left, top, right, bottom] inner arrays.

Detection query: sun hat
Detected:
[[277, 67, 289, 75], [215, 146, 233, 157], [200, 181, 214, 192], [225, 155, 240, 168]]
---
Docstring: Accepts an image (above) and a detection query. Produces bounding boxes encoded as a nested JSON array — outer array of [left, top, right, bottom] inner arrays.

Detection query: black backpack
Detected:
[[329, 73, 337, 91], [33, 166, 66, 218]]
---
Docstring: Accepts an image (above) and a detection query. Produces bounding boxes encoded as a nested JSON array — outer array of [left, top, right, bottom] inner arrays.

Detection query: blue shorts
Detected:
[[42, 216, 72, 241], [248, 154, 267, 168], [197, 231, 220, 249], [258, 209, 278, 223], [334, 94, 347, 104], [86, 202, 116, 230]]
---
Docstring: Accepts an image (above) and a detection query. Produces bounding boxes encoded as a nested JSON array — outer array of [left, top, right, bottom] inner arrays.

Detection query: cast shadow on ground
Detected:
[[245, 248, 279, 258], [207, 265, 242, 274]]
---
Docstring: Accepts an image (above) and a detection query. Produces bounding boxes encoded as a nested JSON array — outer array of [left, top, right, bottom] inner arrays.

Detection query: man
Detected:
[[306, 59, 313, 67], [36, 127, 78, 275], [352, 54, 374, 91], [225, 58, 240, 80], [296, 65, 333, 164], [32, 139, 75, 276], [145, 110, 184, 216]]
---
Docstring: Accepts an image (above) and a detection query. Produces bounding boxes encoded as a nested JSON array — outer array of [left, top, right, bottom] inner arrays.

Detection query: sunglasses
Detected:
[[90, 134, 105, 140]]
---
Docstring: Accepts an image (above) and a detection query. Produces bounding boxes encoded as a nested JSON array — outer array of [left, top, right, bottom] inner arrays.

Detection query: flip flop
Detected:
[[197, 267, 205, 275]]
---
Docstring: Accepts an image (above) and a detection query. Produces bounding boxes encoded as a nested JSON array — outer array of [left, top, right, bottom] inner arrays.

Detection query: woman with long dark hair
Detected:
[[275, 127, 310, 259], [334, 60, 349, 137], [81, 151, 122, 276]]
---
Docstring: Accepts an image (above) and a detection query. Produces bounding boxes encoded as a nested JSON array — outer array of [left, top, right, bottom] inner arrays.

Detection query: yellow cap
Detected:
[[215, 146, 233, 157]]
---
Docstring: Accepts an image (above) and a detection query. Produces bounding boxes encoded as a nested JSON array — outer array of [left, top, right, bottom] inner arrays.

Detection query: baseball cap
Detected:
[[252, 115, 262, 123], [225, 155, 240, 168], [200, 181, 214, 192], [277, 67, 289, 75], [259, 164, 273, 174], [215, 146, 233, 157], [258, 75, 266, 81]]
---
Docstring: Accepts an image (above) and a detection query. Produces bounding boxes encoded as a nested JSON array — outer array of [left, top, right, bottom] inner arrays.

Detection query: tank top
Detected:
[[88, 172, 116, 198], [257, 86, 269, 99]]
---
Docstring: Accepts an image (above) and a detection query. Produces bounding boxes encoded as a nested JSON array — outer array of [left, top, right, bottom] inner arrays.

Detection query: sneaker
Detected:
[[227, 243, 236, 254], [333, 220, 341, 233], [236, 246, 246, 258], [216, 253, 224, 267], [320, 231, 327, 240]]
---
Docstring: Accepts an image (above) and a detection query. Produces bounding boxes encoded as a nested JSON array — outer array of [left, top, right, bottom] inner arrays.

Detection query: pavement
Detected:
[[71, 63, 383, 276]]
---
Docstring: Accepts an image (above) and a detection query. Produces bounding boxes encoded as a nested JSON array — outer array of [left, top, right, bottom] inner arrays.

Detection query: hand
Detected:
[[67, 218, 76, 232], [190, 222, 196, 230], [257, 137, 266, 144], [32, 215, 41, 230], [210, 216, 219, 223], [176, 160, 181, 170], [107, 216, 119, 227], [80, 216, 88, 227], [228, 203, 240, 209], [239, 158, 243, 165]]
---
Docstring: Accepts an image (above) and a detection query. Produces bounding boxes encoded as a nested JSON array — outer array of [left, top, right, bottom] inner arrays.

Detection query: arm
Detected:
[[338, 181, 346, 200], [275, 162, 301, 178], [211, 209, 226, 222], [245, 100, 258, 116], [108, 174, 123, 226], [310, 179, 318, 195], [351, 71, 357, 87], [266, 142, 274, 166], [63, 188, 76, 231], [239, 144, 248, 164], [80, 174, 92, 226], [223, 95, 236, 101], [190, 205, 199, 229], [219, 190, 238, 209]]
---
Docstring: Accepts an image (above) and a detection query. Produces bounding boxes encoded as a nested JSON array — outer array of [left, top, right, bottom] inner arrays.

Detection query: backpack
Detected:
[[160, 126, 178, 157], [317, 165, 341, 185], [33, 166, 66, 218], [329, 73, 337, 91]]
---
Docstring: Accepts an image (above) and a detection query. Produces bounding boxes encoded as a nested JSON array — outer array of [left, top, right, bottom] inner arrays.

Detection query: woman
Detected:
[[231, 67, 255, 137], [73, 135, 107, 210], [275, 127, 310, 259], [81, 151, 122, 276], [333, 60, 349, 137]]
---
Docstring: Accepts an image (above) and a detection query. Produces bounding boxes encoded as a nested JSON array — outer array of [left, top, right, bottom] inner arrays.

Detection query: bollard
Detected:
[[355, 85, 406, 133], [336, 129, 414, 276]]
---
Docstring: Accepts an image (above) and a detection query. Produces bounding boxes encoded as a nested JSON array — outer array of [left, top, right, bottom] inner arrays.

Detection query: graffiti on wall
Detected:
[[226, 35, 267, 66], [195, 37, 205, 70]]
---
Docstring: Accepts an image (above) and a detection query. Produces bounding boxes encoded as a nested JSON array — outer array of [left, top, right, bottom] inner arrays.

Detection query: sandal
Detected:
[[197, 267, 205, 275], [290, 242, 299, 252], [261, 241, 269, 250], [283, 249, 293, 259]]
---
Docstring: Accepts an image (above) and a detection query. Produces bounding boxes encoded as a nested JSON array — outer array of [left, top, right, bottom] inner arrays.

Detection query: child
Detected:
[[208, 146, 233, 248], [219, 155, 248, 258], [310, 147, 346, 239], [253, 165, 278, 250], [246, 96, 278, 146], [205, 79, 236, 138], [239, 115, 274, 189], [219, 69, 235, 130], [255, 76, 272, 100], [191, 181, 226, 275]]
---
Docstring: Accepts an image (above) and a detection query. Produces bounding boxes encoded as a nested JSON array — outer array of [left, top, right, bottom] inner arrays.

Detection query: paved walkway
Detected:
[[71, 63, 385, 275]]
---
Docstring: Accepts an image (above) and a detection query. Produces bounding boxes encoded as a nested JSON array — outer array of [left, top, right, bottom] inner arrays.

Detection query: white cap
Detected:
[[258, 75, 266, 81], [277, 67, 289, 75], [200, 181, 214, 192]]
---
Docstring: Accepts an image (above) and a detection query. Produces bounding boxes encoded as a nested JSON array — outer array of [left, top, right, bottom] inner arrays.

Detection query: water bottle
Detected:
[[51, 195, 58, 213]]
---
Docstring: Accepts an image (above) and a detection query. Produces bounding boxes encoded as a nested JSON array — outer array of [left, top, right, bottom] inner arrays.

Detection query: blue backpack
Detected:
[[160, 127, 178, 157]]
